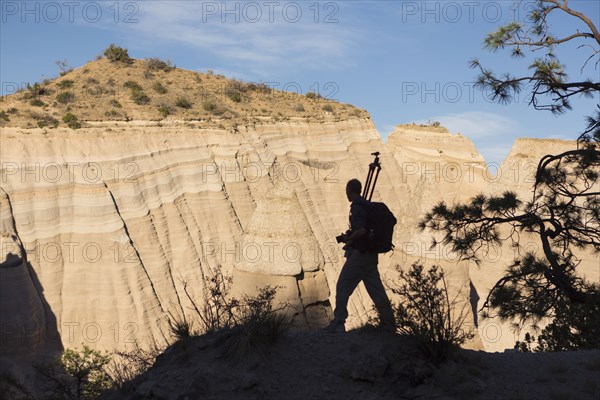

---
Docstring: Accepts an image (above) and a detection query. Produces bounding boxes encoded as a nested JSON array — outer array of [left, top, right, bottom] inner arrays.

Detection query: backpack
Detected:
[[357, 201, 397, 253]]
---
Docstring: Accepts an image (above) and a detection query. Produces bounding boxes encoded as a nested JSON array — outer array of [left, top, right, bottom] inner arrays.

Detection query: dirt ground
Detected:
[[100, 327, 600, 400]]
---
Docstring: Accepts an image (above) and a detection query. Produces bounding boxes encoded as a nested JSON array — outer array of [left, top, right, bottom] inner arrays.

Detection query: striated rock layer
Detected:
[[1, 118, 597, 378]]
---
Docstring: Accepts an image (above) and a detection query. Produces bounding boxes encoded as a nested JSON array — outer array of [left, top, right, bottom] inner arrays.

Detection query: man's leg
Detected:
[[332, 250, 364, 324], [362, 261, 396, 330]]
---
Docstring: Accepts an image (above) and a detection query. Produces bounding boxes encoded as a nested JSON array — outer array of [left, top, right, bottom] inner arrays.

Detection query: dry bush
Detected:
[[146, 58, 175, 72], [293, 104, 305, 112], [105, 343, 164, 393], [30, 99, 46, 107], [30, 112, 59, 128], [56, 91, 75, 104], [216, 286, 290, 362], [202, 100, 225, 115], [224, 82, 246, 103], [175, 97, 193, 109], [103, 44, 133, 64], [62, 113, 81, 129], [152, 82, 167, 94], [246, 82, 271, 94], [390, 262, 474, 363], [157, 104, 172, 119], [173, 267, 290, 361], [58, 80, 74, 89]]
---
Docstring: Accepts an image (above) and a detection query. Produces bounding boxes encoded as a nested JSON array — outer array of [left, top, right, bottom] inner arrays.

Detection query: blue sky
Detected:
[[2, 0, 599, 165]]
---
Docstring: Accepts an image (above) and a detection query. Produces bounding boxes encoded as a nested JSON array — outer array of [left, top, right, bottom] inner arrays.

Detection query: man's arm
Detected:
[[344, 201, 369, 243], [347, 228, 366, 241]]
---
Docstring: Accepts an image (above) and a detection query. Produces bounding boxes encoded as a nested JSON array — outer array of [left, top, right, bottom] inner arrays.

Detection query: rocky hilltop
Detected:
[[1, 55, 597, 389]]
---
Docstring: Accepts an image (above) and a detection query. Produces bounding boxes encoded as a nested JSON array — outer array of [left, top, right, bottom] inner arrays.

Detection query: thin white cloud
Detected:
[[119, 1, 360, 75], [419, 111, 519, 139]]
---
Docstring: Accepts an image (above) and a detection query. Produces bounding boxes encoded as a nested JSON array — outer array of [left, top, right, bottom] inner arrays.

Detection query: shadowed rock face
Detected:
[[0, 112, 597, 366], [0, 189, 62, 387]]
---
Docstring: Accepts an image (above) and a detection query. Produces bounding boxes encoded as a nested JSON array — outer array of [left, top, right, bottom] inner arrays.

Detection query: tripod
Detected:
[[362, 152, 381, 202]]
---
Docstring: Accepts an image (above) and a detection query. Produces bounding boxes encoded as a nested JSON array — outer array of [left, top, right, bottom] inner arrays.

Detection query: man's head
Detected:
[[346, 179, 362, 202]]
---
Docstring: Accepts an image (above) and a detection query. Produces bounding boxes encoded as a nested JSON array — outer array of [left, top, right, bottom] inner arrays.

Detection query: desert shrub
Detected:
[[322, 104, 334, 112], [152, 82, 168, 94], [516, 285, 600, 352], [124, 81, 142, 91], [32, 113, 59, 128], [105, 110, 121, 118], [56, 59, 71, 76], [224, 82, 246, 103], [182, 268, 238, 334], [0, 111, 9, 122], [146, 57, 174, 71], [85, 78, 99, 86], [390, 262, 474, 363], [7, 108, 18, 114], [349, 108, 362, 117], [420, 120, 441, 128], [30, 99, 46, 107], [175, 267, 290, 361], [56, 91, 75, 104], [131, 90, 150, 105], [62, 113, 81, 129], [124, 82, 150, 105], [109, 99, 122, 108], [105, 343, 164, 393], [247, 82, 271, 94], [293, 104, 305, 112], [217, 286, 290, 361], [103, 44, 133, 64], [305, 91, 322, 99], [225, 87, 242, 103], [202, 100, 225, 115], [58, 80, 74, 89], [34, 345, 112, 399], [157, 104, 172, 118], [107, 78, 116, 87], [23, 82, 49, 99], [175, 97, 193, 109], [168, 310, 195, 341]]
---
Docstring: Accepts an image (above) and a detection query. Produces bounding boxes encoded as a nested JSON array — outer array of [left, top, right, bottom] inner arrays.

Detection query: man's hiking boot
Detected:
[[323, 320, 345, 333]]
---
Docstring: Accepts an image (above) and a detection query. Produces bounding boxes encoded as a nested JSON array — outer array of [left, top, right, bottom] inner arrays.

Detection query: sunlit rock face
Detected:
[[235, 184, 325, 276], [1, 114, 596, 368]]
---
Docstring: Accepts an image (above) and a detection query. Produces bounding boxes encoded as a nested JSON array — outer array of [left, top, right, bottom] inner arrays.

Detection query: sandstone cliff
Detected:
[[1, 58, 597, 386]]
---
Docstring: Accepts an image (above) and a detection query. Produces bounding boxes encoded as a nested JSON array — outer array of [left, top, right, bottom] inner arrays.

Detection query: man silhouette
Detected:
[[324, 179, 395, 333]]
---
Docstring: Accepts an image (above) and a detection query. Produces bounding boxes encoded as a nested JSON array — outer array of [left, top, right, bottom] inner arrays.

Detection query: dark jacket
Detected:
[[348, 196, 373, 253]]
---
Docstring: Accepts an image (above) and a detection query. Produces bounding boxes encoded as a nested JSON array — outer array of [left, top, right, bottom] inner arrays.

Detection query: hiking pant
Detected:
[[333, 248, 395, 327]]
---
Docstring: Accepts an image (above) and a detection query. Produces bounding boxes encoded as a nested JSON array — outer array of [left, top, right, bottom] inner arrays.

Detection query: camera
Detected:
[[336, 230, 351, 244]]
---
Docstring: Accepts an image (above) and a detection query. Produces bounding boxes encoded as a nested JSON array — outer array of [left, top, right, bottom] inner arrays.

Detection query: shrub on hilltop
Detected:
[[146, 57, 175, 72], [103, 44, 133, 64]]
